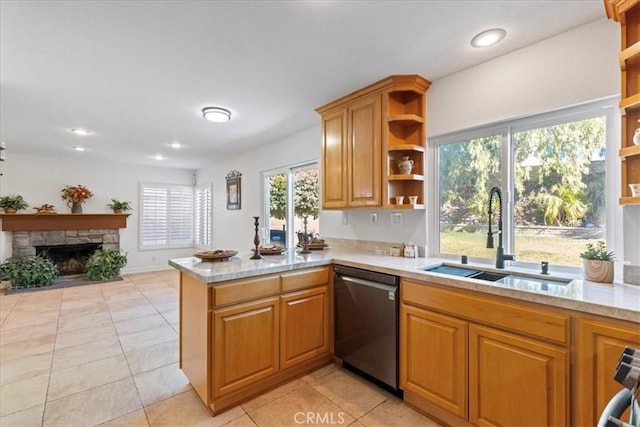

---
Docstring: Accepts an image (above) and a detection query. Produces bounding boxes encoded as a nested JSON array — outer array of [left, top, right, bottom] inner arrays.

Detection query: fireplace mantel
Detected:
[[0, 213, 131, 231]]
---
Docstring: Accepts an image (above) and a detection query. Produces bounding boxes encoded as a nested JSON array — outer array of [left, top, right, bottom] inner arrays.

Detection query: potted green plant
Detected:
[[85, 247, 128, 280], [580, 240, 615, 283], [0, 256, 58, 289], [0, 194, 29, 213], [106, 198, 132, 213]]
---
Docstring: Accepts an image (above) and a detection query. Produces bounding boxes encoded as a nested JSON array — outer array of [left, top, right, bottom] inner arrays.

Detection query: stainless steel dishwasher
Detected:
[[334, 264, 400, 393]]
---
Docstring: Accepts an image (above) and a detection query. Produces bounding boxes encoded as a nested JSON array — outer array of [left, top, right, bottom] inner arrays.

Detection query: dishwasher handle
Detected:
[[337, 274, 398, 293]]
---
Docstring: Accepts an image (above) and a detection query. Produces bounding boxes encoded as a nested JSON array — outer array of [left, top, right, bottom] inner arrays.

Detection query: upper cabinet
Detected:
[[316, 75, 431, 210], [606, 0, 640, 205]]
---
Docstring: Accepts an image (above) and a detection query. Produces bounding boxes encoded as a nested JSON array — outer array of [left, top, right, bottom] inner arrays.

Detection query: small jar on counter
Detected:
[[404, 243, 417, 258]]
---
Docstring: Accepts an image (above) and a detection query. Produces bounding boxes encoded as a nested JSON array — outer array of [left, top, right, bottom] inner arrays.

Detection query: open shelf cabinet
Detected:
[[607, 0, 640, 204]]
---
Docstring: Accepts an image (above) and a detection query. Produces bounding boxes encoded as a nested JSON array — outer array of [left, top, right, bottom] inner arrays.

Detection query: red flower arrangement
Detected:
[[60, 185, 93, 203]]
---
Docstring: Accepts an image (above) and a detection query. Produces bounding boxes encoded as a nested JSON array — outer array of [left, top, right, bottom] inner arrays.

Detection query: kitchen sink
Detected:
[[421, 264, 572, 287]]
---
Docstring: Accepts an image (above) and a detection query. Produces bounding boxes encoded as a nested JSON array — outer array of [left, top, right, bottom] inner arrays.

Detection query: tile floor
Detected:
[[0, 270, 441, 427]]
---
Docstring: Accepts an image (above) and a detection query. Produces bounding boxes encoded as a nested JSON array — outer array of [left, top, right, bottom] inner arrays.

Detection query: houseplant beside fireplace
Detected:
[[0, 256, 58, 289]]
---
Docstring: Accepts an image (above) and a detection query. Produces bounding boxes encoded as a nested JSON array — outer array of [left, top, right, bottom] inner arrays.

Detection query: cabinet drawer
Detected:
[[281, 267, 329, 292], [211, 275, 280, 308], [402, 279, 570, 345]]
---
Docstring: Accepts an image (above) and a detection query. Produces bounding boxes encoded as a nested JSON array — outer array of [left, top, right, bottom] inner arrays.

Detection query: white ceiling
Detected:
[[0, 1, 605, 170]]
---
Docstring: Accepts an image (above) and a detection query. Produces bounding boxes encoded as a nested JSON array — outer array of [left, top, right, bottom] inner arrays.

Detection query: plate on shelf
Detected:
[[194, 250, 238, 261], [258, 245, 286, 255]]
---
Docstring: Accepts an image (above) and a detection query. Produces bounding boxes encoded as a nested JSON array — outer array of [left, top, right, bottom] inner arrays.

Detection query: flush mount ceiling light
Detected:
[[471, 28, 507, 48], [70, 128, 91, 136], [170, 142, 182, 149], [202, 107, 231, 123], [72, 146, 85, 152], [152, 154, 166, 161]]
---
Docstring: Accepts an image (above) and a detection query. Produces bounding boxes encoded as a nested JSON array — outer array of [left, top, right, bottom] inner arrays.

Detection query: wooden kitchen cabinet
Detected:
[[280, 285, 330, 370], [400, 303, 468, 418], [469, 324, 568, 427], [320, 108, 348, 209], [212, 296, 280, 397], [606, 0, 640, 204], [574, 316, 640, 426], [316, 75, 430, 209], [400, 279, 570, 426], [179, 266, 332, 415]]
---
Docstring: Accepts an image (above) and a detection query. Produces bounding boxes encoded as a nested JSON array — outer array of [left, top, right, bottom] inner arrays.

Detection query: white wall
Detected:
[[0, 152, 195, 273], [197, 126, 321, 250]]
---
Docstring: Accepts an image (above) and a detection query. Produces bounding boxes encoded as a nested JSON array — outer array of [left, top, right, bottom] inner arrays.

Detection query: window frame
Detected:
[[261, 160, 319, 247], [194, 183, 213, 249], [428, 96, 619, 273]]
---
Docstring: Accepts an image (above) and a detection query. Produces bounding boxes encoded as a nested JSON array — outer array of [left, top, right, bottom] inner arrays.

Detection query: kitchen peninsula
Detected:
[[170, 248, 639, 425]]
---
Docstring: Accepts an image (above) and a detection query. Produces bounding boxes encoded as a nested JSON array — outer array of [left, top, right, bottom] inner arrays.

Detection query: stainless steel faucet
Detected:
[[487, 186, 515, 269]]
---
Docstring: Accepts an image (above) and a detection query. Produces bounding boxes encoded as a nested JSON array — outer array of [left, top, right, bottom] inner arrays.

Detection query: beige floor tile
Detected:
[[0, 294, 20, 311], [57, 310, 113, 333], [241, 379, 306, 413], [0, 373, 49, 417], [110, 304, 159, 322], [300, 363, 339, 384], [158, 309, 178, 325], [309, 369, 387, 419], [358, 399, 441, 427], [220, 414, 257, 427], [55, 323, 117, 350], [99, 409, 149, 427], [248, 385, 354, 427], [0, 351, 53, 386], [145, 390, 243, 427], [51, 336, 122, 371], [60, 295, 107, 310], [0, 320, 57, 346], [144, 294, 177, 307], [48, 354, 131, 401], [104, 290, 145, 304], [118, 324, 176, 353], [0, 308, 60, 330], [114, 313, 169, 336], [108, 296, 153, 311], [125, 339, 178, 375], [0, 404, 44, 427], [133, 362, 191, 407], [59, 301, 109, 320], [150, 300, 177, 312], [43, 377, 142, 427], [0, 332, 56, 363]]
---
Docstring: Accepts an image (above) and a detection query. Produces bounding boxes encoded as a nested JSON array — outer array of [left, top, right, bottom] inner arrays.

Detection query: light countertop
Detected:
[[169, 247, 640, 323]]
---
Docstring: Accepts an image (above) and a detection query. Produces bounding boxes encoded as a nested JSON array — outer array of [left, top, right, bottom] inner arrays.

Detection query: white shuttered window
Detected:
[[194, 184, 212, 248], [140, 183, 194, 249]]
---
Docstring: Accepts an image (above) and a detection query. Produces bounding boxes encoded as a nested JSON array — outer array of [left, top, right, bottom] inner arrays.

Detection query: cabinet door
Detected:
[[280, 285, 330, 370], [348, 93, 382, 207], [574, 317, 640, 426], [212, 297, 279, 397], [321, 108, 348, 209], [400, 303, 468, 418], [469, 324, 568, 427]]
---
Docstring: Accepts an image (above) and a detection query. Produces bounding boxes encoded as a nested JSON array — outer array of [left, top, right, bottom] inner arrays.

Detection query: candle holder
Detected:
[[300, 216, 311, 254], [250, 216, 263, 259]]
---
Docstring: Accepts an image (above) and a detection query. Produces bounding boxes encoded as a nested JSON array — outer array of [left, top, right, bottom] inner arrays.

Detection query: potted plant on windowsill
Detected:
[[106, 199, 132, 213], [0, 194, 29, 213], [580, 240, 615, 283]]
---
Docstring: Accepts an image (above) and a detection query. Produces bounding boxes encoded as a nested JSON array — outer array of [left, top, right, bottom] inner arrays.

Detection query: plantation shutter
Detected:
[[194, 185, 212, 248], [140, 183, 194, 249]]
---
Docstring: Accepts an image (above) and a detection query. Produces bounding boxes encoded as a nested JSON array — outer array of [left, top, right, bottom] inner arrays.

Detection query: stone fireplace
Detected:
[[1, 214, 130, 276]]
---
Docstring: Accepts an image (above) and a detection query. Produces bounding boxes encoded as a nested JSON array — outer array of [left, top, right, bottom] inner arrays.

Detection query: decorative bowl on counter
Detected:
[[258, 244, 286, 255], [194, 249, 238, 261]]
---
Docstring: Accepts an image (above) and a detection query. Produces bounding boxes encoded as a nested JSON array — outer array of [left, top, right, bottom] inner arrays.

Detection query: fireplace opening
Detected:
[[36, 243, 101, 276]]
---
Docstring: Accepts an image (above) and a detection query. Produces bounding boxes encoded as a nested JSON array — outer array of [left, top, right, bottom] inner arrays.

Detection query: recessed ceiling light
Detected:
[[471, 28, 506, 48], [202, 107, 231, 123], [70, 128, 91, 136], [152, 154, 166, 161], [170, 142, 182, 149], [72, 146, 85, 151]]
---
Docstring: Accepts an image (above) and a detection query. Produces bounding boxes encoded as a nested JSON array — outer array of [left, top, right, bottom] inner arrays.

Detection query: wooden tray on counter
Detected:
[[194, 250, 238, 261]]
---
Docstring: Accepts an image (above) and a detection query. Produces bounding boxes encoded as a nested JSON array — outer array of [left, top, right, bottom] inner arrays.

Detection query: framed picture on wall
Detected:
[[226, 170, 241, 210]]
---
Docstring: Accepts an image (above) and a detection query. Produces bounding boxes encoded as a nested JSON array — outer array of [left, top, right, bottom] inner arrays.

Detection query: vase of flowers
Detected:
[[60, 185, 93, 214]]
